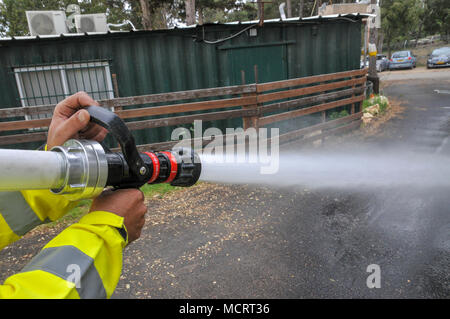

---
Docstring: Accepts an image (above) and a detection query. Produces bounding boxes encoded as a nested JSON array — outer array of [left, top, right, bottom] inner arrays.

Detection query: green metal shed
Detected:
[[0, 14, 366, 149]]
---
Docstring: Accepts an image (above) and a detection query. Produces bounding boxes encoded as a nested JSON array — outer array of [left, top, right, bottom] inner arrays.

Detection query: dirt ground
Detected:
[[379, 66, 450, 82]]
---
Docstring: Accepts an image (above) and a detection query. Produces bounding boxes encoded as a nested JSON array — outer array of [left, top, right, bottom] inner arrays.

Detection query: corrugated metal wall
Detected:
[[0, 18, 362, 149]]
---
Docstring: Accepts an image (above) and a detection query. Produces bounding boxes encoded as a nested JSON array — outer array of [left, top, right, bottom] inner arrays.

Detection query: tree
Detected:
[[196, 0, 253, 24], [0, 0, 136, 36], [139, 0, 152, 30], [1, 0, 382, 37], [255, 0, 318, 20], [185, 0, 195, 25], [0, 0, 65, 36], [381, 0, 420, 57], [286, 0, 292, 18], [422, 0, 450, 42]]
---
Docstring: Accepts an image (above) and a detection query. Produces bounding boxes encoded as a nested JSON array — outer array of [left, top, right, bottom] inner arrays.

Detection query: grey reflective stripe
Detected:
[[21, 245, 107, 299], [0, 192, 44, 236]]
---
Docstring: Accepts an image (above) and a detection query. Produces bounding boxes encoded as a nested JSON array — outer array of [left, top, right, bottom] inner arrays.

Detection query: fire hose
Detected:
[[0, 106, 202, 201]]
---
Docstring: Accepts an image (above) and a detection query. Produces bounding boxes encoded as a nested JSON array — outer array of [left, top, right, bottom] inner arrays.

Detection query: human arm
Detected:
[[0, 92, 108, 249], [0, 189, 147, 299]]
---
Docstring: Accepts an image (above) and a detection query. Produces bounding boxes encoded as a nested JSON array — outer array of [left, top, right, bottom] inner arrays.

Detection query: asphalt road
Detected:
[[111, 68, 450, 298]]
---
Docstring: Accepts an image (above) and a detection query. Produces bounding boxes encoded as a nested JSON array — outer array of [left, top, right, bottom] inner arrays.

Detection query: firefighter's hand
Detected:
[[47, 91, 108, 150], [89, 189, 148, 244]]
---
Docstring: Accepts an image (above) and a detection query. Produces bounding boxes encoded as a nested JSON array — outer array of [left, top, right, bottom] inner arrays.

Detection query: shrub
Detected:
[[329, 109, 349, 120], [363, 94, 389, 114]]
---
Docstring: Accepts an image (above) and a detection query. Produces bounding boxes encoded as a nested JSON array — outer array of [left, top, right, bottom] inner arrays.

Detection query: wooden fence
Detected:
[[0, 68, 367, 150]]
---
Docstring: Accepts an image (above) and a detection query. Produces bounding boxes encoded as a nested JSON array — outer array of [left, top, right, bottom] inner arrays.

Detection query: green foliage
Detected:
[[328, 109, 349, 121], [45, 199, 92, 228], [261, 0, 314, 19], [3, 0, 445, 42], [138, 0, 180, 29], [363, 94, 389, 114], [195, 0, 350, 25], [422, 0, 450, 41], [381, 0, 450, 55], [0, 0, 137, 36], [140, 183, 179, 199], [362, 99, 371, 111], [1, 0, 378, 36], [381, 0, 421, 56]]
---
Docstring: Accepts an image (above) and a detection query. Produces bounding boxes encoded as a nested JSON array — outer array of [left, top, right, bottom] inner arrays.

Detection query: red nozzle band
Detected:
[[143, 152, 160, 184], [161, 151, 178, 183]]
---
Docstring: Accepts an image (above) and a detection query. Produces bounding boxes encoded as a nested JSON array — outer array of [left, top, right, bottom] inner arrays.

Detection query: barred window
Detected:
[[14, 61, 114, 121]]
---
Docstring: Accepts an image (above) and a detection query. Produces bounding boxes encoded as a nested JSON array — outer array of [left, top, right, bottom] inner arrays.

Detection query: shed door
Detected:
[[227, 44, 287, 85]]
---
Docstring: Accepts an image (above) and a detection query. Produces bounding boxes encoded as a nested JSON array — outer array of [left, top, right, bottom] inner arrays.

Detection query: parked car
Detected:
[[360, 55, 389, 72], [376, 54, 389, 72], [427, 47, 450, 68], [360, 56, 368, 69], [389, 51, 416, 70]]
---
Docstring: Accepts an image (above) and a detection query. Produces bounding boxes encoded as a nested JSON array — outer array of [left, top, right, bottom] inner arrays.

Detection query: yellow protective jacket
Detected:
[[0, 190, 128, 299]]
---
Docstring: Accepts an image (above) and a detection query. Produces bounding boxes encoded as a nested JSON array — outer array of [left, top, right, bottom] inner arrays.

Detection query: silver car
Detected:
[[427, 47, 450, 68], [376, 54, 389, 72], [360, 55, 389, 72], [389, 51, 416, 70]]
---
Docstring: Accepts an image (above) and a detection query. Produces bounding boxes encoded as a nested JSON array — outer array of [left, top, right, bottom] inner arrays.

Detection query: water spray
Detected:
[[198, 149, 450, 190], [3, 106, 449, 199], [0, 106, 201, 201]]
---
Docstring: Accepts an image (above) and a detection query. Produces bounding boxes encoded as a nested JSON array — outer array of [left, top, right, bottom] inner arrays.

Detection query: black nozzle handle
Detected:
[[85, 105, 150, 183]]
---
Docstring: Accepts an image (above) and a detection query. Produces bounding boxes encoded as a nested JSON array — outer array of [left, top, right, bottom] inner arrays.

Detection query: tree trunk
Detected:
[[198, 6, 204, 25], [377, 31, 384, 54], [185, 0, 196, 26], [286, 0, 292, 18], [387, 36, 392, 58], [316, 0, 322, 16], [414, 23, 423, 47], [299, 0, 304, 18], [161, 4, 168, 29], [139, 0, 152, 30]]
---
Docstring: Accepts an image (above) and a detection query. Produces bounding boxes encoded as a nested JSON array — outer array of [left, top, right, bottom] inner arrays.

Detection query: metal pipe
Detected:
[[0, 149, 65, 191], [279, 3, 287, 20], [0, 140, 108, 201], [107, 20, 136, 31]]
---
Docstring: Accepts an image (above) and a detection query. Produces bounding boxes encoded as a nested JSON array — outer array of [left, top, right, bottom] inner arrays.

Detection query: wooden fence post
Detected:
[[252, 65, 260, 131], [350, 74, 356, 114], [241, 67, 259, 131]]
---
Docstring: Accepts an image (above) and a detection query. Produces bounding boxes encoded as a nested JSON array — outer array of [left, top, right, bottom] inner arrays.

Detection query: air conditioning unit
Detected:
[[75, 14, 108, 33], [26, 11, 68, 36]]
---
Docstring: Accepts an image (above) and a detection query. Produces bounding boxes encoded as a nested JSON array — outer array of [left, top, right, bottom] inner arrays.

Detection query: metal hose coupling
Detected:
[[50, 139, 108, 201]]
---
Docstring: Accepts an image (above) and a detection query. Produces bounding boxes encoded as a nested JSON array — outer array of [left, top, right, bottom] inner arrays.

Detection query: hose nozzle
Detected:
[[0, 106, 202, 201], [106, 147, 201, 189]]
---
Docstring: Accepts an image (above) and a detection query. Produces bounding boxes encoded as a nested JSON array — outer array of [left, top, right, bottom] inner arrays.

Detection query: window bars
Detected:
[[13, 60, 115, 121]]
